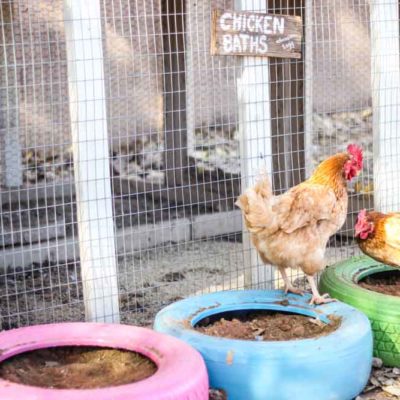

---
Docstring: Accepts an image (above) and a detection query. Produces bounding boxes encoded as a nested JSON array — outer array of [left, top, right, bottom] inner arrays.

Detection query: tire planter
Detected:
[[320, 255, 400, 367], [0, 322, 209, 400], [153, 289, 372, 400]]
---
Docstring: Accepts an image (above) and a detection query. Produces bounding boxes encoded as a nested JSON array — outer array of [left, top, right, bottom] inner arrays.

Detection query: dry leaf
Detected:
[[382, 385, 400, 396], [370, 377, 381, 387], [308, 318, 324, 327]]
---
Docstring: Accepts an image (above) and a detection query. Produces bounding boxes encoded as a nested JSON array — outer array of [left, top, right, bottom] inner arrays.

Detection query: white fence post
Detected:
[[236, 0, 274, 289], [63, 0, 120, 322], [370, 0, 400, 213]]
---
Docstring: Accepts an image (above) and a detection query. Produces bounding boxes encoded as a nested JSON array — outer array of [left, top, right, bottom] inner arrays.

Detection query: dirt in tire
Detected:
[[0, 346, 157, 389], [195, 310, 341, 341], [359, 270, 400, 297]]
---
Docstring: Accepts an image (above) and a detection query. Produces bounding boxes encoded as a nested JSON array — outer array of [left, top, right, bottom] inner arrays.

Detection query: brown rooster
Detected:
[[235, 144, 363, 305], [355, 209, 400, 267]]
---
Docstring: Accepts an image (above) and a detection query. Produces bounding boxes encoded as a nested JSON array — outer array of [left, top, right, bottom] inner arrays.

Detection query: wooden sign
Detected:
[[211, 9, 302, 59]]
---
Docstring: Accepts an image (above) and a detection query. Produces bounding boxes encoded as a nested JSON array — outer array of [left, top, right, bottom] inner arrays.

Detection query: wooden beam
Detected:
[[270, 0, 305, 193], [162, 0, 188, 190]]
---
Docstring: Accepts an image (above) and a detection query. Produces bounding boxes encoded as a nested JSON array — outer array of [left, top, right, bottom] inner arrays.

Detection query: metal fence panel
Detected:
[[0, 0, 398, 329]]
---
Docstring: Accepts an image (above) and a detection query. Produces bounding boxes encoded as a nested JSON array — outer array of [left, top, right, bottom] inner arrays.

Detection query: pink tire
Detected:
[[0, 322, 209, 400]]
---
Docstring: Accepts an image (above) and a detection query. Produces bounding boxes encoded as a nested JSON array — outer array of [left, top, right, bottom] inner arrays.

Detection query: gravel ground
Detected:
[[357, 358, 400, 399], [119, 239, 247, 326], [0, 238, 357, 328], [0, 239, 247, 329]]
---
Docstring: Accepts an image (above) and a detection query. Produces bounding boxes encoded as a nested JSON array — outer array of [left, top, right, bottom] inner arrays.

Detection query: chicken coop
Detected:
[[0, 0, 399, 328]]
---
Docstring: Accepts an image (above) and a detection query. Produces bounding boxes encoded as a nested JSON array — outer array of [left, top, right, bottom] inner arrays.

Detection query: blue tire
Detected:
[[154, 290, 372, 400]]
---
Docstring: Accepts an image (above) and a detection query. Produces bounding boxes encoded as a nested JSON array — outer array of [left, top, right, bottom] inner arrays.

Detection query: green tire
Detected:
[[319, 255, 400, 367]]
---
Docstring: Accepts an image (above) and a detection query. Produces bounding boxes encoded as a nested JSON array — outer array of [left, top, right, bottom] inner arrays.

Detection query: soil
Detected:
[[359, 271, 400, 297], [195, 310, 341, 341], [0, 346, 157, 389]]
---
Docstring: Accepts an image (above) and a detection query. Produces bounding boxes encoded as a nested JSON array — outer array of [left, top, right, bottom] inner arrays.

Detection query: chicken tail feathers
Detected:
[[235, 175, 276, 234], [253, 172, 273, 199], [235, 193, 249, 212]]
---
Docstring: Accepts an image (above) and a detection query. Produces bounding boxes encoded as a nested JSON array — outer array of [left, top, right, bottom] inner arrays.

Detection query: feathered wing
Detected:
[[384, 213, 400, 253], [274, 184, 338, 234], [236, 178, 339, 237]]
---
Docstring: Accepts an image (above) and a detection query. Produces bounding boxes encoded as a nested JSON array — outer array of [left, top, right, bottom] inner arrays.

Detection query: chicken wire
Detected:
[[0, 0, 398, 329]]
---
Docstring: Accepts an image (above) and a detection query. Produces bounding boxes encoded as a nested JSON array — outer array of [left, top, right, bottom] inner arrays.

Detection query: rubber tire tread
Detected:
[[320, 255, 400, 367]]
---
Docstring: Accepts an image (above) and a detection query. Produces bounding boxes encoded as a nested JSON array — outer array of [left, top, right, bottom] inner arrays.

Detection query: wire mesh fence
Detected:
[[0, 0, 398, 329]]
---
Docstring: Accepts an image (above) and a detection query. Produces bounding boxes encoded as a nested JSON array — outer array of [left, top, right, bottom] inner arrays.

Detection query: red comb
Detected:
[[347, 144, 363, 162], [357, 209, 367, 220]]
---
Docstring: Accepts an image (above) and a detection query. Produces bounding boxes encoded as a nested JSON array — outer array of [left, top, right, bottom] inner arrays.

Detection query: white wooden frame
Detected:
[[63, 0, 120, 322], [236, 0, 274, 289], [370, 0, 400, 213]]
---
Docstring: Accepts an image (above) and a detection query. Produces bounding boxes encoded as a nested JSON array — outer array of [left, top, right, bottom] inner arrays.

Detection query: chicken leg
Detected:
[[306, 275, 335, 305], [279, 268, 304, 295]]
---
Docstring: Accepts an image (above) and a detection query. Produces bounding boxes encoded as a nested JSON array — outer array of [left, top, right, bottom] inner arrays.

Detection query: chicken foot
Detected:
[[306, 275, 336, 305], [279, 268, 304, 295]]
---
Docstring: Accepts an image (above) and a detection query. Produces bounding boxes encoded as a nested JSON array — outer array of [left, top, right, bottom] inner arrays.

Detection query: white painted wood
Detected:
[[236, 0, 274, 289], [63, 0, 119, 323], [370, 0, 400, 213], [0, 4, 22, 188], [304, 0, 314, 178]]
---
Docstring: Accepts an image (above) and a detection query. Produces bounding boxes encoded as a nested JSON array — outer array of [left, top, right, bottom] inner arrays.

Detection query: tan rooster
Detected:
[[236, 144, 363, 305]]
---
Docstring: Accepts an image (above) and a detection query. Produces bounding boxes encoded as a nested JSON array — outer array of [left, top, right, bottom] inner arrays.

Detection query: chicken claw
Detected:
[[284, 285, 304, 296], [309, 293, 336, 305], [306, 275, 336, 306], [280, 268, 304, 296]]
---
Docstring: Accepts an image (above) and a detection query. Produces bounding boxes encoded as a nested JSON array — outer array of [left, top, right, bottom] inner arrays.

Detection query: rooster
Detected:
[[236, 144, 363, 305], [355, 209, 400, 267]]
